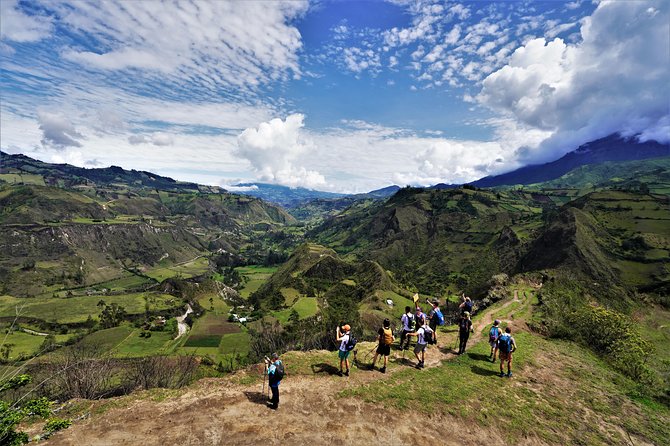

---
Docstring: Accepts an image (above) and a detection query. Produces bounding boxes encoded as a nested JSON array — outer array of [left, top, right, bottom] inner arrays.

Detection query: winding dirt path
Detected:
[[46, 290, 539, 446]]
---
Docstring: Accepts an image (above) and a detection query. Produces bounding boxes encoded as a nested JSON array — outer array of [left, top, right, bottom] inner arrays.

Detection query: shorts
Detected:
[[499, 351, 512, 361], [489, 339, 497, 348], [338, 350, 351, 360], [376, 343, 391, 356], [414, 343, 427, 354]]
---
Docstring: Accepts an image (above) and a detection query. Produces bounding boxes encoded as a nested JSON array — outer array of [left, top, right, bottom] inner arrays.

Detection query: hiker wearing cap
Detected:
[[489, 320, 502, 362], [405, 315, 433, 369], [265, 353, 284, 410], [459, 293, 473, 315], [336, 324, 352, 376], [457, 312, 474, 355], [400, 306, 416, 350], [497, 327, 517, 378], [370, 318, 394, 373]]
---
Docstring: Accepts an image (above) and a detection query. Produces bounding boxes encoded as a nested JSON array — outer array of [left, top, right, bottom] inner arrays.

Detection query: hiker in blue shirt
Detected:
[[265, 352, 284, 410], [426, 299, 442, 343]]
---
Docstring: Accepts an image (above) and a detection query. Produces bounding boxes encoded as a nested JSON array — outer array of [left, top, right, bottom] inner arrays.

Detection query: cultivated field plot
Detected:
[[182, 314, 240, 348], [0, 292, 178, 324], [113, 329, 178, 357], [236, 265, 277, 299], [144, 256, 210, 282], [95, 274, 156, 291], [271, 296, 319, 324], [0, 173, 46, 185]]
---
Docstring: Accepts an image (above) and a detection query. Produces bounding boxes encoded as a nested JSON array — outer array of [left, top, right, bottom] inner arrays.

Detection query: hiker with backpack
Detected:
[[497, 326, 517, 378], [399, 306, 416, 350], [457, 311, 474, 355], [336, 324, 354, 376], [405, 316, 434, 369], [265, 352, 284, 410], [459, 293, 473, 315], [426, 299, 445, 342], [370, 318, 394, 373], [488, 320, 502, 362]]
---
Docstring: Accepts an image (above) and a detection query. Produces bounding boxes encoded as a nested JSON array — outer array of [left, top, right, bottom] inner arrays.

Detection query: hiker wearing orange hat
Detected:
[[336, 323, 354, 376]]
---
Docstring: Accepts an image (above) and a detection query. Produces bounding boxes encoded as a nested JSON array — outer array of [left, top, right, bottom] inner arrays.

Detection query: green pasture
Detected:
[[236, 265, 277, 299], [0, 292, 179, 324], [144, 256, 210, 282], [271, 296, 319, 324]]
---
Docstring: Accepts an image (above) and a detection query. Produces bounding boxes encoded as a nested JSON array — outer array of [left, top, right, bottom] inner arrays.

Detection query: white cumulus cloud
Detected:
[[236, 114, 326, 189], [478, 0, 670, 163], [37, 111, 84, 149]]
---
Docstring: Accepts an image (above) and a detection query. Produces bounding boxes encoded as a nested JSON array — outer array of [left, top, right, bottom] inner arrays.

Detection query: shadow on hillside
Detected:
[[470, 365, 500, 377], [438, 345, 459, 355], [467, 352, 491, 362], [394, 357, 416, 367], [243, 390, 268, 405], [311, 363, 340, 376]]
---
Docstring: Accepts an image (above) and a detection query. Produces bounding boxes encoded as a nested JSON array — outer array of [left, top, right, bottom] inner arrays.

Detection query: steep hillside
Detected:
[[309, 187, 545, 295]]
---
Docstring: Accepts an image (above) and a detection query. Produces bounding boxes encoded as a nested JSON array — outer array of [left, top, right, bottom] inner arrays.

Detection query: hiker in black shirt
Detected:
[[457, 311, 474, 355]]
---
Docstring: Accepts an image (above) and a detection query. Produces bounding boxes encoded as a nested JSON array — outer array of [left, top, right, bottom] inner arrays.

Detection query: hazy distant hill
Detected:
[[471, 134, 669, 188], [231, 183, 345, 208]]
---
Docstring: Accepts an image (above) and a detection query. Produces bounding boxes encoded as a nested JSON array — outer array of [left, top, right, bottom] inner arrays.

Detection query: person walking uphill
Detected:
[[457, 312, 474, 355], [370, 318, 394, 373], [426, 299, 444, 343], [489, 320, 502, 362], [336, 324, 354, 376], [265, 353, 284, 410], [400, 306, 416, 350], [498, 327, 517, 378]]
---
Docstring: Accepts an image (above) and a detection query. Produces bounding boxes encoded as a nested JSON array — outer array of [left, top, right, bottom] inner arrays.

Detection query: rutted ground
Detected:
[[43, 289, 668, 446]]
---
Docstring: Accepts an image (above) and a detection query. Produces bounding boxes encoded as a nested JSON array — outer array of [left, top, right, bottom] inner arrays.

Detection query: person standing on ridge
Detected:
[[426, 299, 443, 343], [400, 306, 415, 350], [265, 352, 284, 410], [336, 324, 352, 376], [370, 318, 394, 373], [498, 327, 517, 378], [489, 319, 502, 362], [459, 293, 473, 315], [406, 315, 433, 369], [457, 311, 474, 355]]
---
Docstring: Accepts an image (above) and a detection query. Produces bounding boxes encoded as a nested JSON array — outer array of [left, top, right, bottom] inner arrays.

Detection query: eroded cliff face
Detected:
[[0, 223, 207, 296]]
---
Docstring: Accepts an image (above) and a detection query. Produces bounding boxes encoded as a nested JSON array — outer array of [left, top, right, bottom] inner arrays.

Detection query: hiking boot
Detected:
[[499, 371, 505, 378], [419, 361, 424, 368], [338, 370, 343, 377], [344, 369, 350, 377], [507, 372, 513, 378], [380, 366, 386, 373]]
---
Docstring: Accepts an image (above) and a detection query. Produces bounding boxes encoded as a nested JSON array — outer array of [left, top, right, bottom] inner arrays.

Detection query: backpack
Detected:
[[489, 326, 500, 343], [345, 334, 357, 351], [423, 327, 435, 345], [407, 314, 417, 331], [382, 328, 393, 345], [498, 334, 513, 354], [433, 308, 445, 326], [269, 361, 284, 385]]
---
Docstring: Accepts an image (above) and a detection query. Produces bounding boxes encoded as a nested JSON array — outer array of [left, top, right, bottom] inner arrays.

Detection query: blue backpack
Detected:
[[434, 308, 445, 326], [498, 334, 513, 353]]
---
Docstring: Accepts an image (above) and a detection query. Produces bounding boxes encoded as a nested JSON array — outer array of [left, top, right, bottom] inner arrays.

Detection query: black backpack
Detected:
[[269, 361, 284, 385], [423, 328, 435, 345], [345, 334, 357, 351]]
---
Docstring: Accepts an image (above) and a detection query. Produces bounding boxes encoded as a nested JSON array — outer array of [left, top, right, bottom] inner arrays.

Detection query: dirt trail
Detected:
[[46, 290, 542, 446]]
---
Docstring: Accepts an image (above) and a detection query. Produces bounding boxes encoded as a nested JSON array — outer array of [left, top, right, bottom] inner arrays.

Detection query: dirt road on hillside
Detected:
[[46, 291, 543, 446]]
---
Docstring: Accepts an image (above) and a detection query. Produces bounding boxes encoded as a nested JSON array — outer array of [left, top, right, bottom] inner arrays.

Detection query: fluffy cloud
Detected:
[[236, 114, 326, 189], [128, 132, 174, 146], [478, 0, 670, 163], [37, 111, 83, 149], [0, 0, 52, 42]]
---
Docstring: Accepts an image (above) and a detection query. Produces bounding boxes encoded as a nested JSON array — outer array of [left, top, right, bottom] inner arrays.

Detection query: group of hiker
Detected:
[[263, 293, 517, 410]]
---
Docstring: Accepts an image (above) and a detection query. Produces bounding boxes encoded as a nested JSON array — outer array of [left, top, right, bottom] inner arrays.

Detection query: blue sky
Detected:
[[1, 0, 668, 192]]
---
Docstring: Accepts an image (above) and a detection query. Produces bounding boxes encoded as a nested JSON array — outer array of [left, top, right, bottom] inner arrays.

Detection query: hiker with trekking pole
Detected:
[[457, 311, 474, 355], [264, 353, 284, 410], [369, 318, 394, 373], [426, 299, 445, 343]]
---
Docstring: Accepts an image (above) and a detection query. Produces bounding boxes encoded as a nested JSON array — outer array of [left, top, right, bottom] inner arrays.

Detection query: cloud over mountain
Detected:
[[237, 114, 326, 189], [478, 0, 670, 164]]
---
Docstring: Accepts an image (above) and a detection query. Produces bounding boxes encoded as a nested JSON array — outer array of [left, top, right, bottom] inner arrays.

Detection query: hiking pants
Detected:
[[400, 329, 413, 348], [458, 331, 470, 354], [270, 385, 279, 409]]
